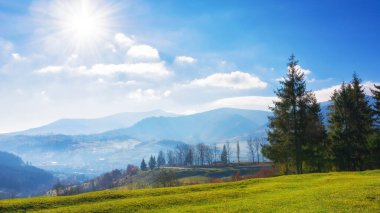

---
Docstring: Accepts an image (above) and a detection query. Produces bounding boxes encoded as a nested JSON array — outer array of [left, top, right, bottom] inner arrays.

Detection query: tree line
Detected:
[[140, 138, 266, 170], [262, 54, 380, 174]]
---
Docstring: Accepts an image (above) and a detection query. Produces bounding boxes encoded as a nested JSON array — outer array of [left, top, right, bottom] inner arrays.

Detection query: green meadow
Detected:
[[0, 170, 379, 212]]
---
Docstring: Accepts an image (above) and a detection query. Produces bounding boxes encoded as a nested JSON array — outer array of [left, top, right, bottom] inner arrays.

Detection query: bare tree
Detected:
[[236, 140, 240, 163], [226, 141, 233, 163], [196, 143, 206, 166], [175, 144, 189, 166], [212, 143, 219, 164], [166, 150, 175, 166], [247, 137, 255, 163], [205, 145, 213, 165], [185, 147, 194, 166], [254, 137, 266, 164]]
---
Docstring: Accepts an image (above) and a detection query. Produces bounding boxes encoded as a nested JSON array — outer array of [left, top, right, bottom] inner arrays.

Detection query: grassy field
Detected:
[[0, 170, 379, 212]]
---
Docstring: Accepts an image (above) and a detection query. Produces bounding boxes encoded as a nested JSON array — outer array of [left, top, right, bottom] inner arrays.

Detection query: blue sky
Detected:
[[0, 0, 379, 132]]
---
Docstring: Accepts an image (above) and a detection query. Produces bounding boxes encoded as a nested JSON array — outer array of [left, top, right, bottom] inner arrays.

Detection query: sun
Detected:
[[37, 0, 118, 59], [58, 0, 110, 45]]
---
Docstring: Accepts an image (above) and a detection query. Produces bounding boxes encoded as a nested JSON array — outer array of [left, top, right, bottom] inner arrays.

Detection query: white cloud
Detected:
[[163, 90, 171, 97], [114, 33, 135, 48], [80, 62, 171, 77], [208, 96, 276, 111], [36, 62, 171, 78], [314, 81, 380, 102], [36, 66, 64, 74], [174, 56, 197, 65], [67, 54, 78, 63], [295, 65, 311, 76], [11, 53, 27, 61], [127, 89, 170, 101], [186, 71, 267, 90], [127, 44, 160, 60], [314, 85, 341, 102], [0, 39, 14, 64]]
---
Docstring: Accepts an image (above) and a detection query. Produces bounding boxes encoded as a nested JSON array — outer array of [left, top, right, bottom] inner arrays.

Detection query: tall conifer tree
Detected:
[[369, 84, 380, 168], [157, 151, 166, 168], [328, 74, 372, 170], [263, 54, 326, 174], [140, 159, 147, 171]]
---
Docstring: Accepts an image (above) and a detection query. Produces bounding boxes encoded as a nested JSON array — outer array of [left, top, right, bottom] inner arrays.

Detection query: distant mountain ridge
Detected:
[[118, 108, 272, 142], [11, 110, 177, 135], [0, 108, 272, 174]]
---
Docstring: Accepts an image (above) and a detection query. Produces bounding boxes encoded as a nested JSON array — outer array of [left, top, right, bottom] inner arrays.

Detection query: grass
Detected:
[[178, 175, 212, 184], [0, 170, 379, 212]]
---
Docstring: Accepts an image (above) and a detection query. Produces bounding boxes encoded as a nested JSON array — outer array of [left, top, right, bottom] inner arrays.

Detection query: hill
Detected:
[[46, 164, 273, 196], [0, 170, 379, 212], [0, 151, 54, 199]]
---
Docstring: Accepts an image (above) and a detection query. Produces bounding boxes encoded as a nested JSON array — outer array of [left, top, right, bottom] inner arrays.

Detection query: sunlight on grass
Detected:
[[0, 170, 379, 212]]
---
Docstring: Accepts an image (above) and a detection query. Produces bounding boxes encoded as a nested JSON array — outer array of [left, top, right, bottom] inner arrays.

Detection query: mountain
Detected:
[[13, 110, 177, 135], [0, 108, 271, 174], [110, 108, 272, 143], [0, 151, 54, 199]]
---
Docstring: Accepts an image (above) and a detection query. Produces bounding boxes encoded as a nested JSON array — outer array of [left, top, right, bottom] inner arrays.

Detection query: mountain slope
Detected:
[[13, 110, 177, 135], [0, 151, 54, 199]]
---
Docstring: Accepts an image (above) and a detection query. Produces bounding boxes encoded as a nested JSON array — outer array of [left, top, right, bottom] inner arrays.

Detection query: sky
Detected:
[[0, 0, 380, 133]]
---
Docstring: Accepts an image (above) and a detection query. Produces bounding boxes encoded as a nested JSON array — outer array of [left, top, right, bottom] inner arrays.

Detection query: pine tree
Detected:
[[371, 84, 380, 128], [262, 54, 326, 174], [221, 145, 228, 164], [328, 74, 372, 170], [369, 84, 380, 168], [148, 155, 156, 170], [157, 151, 166, 168], [140, 158, 147, 171], [302, 95, 329, 172]]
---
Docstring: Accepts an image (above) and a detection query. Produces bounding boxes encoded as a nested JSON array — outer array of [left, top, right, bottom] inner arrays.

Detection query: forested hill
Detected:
[[0, 151, 54, 199]]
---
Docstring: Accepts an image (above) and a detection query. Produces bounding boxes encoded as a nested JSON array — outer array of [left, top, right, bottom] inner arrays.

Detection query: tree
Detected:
[[247, 137, 255, 163], [148, 155, 156, 170], [140, 159, 147, 171], [205, 145, 213, 165], [226, 141, 233, 163], [302, 96, 329, 172], [371, 84, 380, 128], [369, 84, 380, 168], [126, 164, 138, 175], [254, 137, 266, 164], [328, 74, 372, 170], [212, 143, 219, 164], [185, 148, 193, 166], [236, 140, 240, 163], [175, 144, 189, 166], [157, 150, 166, 168], [221, 145, 228, 164], [196, 143, 207, 166], [262, 54, 326, 174], [154, 169, 177, 187], [166, 150, 175, 166]]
